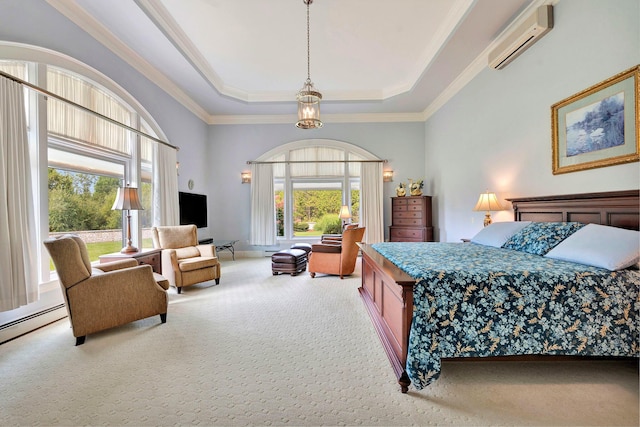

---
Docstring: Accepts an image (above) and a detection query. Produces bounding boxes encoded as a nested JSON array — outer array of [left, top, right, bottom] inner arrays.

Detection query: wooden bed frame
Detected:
[[358, 190, 639, 393]]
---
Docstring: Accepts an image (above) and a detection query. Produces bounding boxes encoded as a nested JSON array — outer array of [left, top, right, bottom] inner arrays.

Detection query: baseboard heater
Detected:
[[0, 304, 67, 345]]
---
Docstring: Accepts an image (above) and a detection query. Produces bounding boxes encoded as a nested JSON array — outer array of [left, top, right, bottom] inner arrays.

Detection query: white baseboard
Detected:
[[0, 305, 67, 344]]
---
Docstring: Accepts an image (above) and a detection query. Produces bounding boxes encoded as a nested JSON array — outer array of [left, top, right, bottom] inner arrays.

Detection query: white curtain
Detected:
[[47, 68, 131, 154], [153, 143, 179, 226], [360, 162, 384, 244], [289, 146, 344, 177], [0, 77, 38, 312], [250, 163, 276, 246]]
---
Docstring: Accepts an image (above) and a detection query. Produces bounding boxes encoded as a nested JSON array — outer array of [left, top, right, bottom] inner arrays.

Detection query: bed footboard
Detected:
[[358, 243, 415, 393]]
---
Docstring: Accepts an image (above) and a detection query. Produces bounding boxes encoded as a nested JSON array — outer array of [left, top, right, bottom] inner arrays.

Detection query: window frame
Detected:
[[258, 139, 378, 241], [1, 48, 169, 285]]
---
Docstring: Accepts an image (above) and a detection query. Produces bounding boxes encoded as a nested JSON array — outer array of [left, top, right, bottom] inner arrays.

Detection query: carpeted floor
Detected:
[[1, 257, 638, 426]]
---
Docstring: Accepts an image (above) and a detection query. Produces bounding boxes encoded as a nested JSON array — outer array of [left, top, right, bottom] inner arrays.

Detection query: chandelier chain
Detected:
[[306, 0, 311, 81]]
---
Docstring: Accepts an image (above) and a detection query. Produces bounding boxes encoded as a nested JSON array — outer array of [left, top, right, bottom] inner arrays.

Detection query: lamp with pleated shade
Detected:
[[111, 185, 144, 253], [473, 191, 504, 227]]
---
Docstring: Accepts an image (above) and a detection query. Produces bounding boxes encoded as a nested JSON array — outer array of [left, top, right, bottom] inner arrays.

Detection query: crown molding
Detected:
[[44, 0, 558, 127], [131, 0, 477, 104], [382, 0, 476, 99], [45, 0, 210, 122], [133, 0, 239, 100], [207, 112, 425, 125], [421, 0, 556, 121]]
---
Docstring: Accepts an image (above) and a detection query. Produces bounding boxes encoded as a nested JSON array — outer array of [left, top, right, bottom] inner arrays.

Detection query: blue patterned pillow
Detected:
[[501, 222, 585, 256]]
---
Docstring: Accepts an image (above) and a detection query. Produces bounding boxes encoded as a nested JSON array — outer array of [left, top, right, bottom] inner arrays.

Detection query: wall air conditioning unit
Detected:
[[488, 5, 554, 70]]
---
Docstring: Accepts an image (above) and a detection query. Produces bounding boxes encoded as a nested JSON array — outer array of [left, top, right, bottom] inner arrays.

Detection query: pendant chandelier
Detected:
[[296, 0, 322, 129]]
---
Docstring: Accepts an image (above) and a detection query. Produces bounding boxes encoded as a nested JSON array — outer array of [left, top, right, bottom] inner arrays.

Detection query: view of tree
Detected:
[[293, 189, 342, 223], [275, 187, 360, 234], [275, 190, 284, 236], [48, 168, 122, 232]]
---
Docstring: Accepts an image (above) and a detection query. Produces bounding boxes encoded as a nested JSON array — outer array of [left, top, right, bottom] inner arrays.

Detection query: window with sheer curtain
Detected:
[[254, 141, 382, 243], [0, 60, 168, 283]]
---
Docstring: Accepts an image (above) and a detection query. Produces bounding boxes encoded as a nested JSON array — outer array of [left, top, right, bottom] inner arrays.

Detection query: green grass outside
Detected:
[[49, 238, 154, 271]]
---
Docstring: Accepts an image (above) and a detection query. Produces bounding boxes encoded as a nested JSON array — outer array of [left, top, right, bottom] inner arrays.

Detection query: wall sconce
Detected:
[[473, 190, 505, 227], [383, 170, 394, 182], [241, 171, 251, 184]]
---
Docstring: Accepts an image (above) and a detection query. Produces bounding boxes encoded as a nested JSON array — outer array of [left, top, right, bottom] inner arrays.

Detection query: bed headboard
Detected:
[[507, 190, 639, 231]]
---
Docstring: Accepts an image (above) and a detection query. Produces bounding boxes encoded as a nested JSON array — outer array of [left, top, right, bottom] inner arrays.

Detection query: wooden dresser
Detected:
[[389, 196, 434, 242]]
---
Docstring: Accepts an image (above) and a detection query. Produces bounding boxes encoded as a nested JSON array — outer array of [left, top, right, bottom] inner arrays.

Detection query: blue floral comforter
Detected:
[[371, 242, 640, 389]]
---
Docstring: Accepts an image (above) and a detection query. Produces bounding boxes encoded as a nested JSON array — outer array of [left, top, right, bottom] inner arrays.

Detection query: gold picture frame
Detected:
[[551, 65, 639, 174]]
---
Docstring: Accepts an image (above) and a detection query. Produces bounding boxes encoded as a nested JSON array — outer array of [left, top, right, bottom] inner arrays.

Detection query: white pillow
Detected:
[[470, 221, 532, 248], [544, 223, 640, 270]]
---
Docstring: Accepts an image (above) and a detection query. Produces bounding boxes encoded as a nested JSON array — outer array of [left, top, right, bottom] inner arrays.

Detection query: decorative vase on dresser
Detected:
[[389, 195, 434, 242]]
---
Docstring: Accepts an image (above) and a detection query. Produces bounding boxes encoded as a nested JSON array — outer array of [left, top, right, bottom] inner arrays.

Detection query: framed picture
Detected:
[[551, 65, 639, 174]]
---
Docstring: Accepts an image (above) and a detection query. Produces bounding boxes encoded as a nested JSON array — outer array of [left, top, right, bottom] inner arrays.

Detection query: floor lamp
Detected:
[[112, 185, 144, 253]]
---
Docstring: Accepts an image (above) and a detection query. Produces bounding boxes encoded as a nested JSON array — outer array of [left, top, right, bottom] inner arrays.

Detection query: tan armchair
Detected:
[[309, 227, 365, 279], [43, 234, 169, 346], [152, 225, 221, 294]]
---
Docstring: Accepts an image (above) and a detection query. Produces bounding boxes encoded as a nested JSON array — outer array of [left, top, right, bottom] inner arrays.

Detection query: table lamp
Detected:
[[473, 191, 504, 227], [339, 205, 352, 230], [112, 185, 144, 253]]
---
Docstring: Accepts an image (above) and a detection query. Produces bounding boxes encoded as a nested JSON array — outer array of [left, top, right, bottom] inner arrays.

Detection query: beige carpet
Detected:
[[1, 257, 638, 426]]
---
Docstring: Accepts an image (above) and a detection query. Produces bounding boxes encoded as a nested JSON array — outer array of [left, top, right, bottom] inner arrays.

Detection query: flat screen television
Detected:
[[179, 191, 207, 229]]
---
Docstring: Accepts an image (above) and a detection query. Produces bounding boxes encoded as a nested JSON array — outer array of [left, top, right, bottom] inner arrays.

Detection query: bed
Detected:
[[358, 190, 639, 393]]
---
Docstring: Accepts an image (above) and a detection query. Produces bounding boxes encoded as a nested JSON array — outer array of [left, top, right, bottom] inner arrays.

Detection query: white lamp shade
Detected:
[[339, 205, 352, 219], [111, 186, 144, 211], [473, 191, 503, 212]]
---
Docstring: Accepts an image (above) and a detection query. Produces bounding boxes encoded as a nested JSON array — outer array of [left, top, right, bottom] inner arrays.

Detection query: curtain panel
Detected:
[[250, 163, 276, 246], [0, 77, 38, 311], [153, 143, 179, 226], [360, 162, 384, 244]]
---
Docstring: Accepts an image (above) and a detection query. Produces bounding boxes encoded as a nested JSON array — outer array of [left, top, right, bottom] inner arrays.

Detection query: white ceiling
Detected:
[[47, 0, 542, 124]]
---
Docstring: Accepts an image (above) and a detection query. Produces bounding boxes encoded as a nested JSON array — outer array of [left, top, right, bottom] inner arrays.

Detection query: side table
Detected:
[[99, 248, 162, 274]]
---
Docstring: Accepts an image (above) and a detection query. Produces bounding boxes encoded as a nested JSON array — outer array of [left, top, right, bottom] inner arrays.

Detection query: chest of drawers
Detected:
[[389, 196, 434, 242]]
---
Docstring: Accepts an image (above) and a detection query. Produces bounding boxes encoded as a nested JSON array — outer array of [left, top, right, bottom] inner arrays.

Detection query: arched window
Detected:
[[256, 139, 379, 240], [0, 51, 167, 282]]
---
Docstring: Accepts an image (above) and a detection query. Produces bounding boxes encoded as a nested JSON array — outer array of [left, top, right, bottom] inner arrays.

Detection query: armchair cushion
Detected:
[[176, 246, 201, 259], [179, 256, 218, 272], [311, 243, 342, 254]]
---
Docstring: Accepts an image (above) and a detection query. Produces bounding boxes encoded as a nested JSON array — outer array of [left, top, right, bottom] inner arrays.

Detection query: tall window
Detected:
[[263, 141, 369, 240], [44, 67, 150, 261], [0, 59, 163, 277]]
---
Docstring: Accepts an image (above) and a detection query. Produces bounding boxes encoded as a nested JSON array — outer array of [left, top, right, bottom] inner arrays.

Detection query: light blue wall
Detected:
[[425, 0, 640, 242], [206, 122, 425, 250]]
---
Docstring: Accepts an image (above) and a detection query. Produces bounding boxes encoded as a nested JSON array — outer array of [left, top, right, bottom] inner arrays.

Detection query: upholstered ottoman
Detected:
[[290, 242, 312, 255], [272, 248, 307, 276]]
